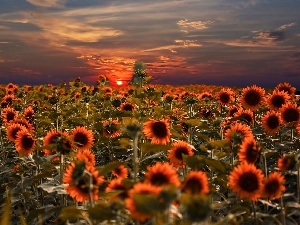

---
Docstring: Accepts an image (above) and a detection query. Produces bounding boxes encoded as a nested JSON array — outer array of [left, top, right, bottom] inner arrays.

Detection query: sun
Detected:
[[116, 80, 123, 85]]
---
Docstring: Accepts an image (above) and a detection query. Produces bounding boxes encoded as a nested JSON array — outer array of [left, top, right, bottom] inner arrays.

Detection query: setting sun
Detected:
[[116, 80, 123, 85]]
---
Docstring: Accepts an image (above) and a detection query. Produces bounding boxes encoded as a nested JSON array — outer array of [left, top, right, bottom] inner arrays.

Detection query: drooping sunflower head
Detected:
[[43, 130, 72, 155], [144, 162, 180, 187], [237, 137, 261, 164], [224, 122, 254, 146], [125, 182, 162, 222], [275, 82, 296, 98], [15, 130, 36, 156], [76, 149, 96, 167], [266, 90, 290, 110], [261, 110, 282, 136], [233, 108, 254, 126], [71, 126, 94, 150], [143, 119, 171, 145], [279, 102, 300, 127], [106, 178, 129, 200], [102, 119, 122, 138], [23, 106, 35, 123], [120, 102, 136, 112], [181, 171, 210, 195], [261, 171, 285, 200], [228, 162, 264, 201], [240, 85, 265, 111], [167, 140, 194, 168], [10, 118, 34, 133]]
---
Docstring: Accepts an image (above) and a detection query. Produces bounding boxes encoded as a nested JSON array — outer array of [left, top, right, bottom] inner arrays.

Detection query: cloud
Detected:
[[278, 22, 296, 30], [177, 19, 213, 33], [26, 0, 67, 8], [143, 39, 201, 52]]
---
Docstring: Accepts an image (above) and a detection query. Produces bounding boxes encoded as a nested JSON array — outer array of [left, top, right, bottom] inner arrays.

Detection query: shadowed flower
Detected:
[[15, 130, 36, 156], [120, 102, 136, 111], [279, 102, 300, 127], [102, 119, 122, 138], [143, 119, 171, 144], [43, 129, 72, 155], [71, 126, 94, 150], [277, 155, 296, 171], [233, 108, 254, 126], [167, 140, 194, 168], [106, 178, 129, 200], [237, 137, 261, 164], [6, 123, 27, 142], [266, 90, 290, 111], [181, 171, 210, 195], [240, 85, 265, 111], [10, 118, 34, 133], [228, 162, 264, 201], [63, 162, 104, 203], [216, 88, 235, 105], [76, 149, 96, 167], [224, 122, 254, 145], [125, 182, 162, 222], [112, 165, 129, 179], [1, 94, 14, 108], [2, 107, 18, 124], [144, 162, 180, 187], [23, 106, 34, 123], [227, 105, 241, 117], [275, 82, 296, 98], [261, 111, 282, 136], [261, 171, 285, 200]]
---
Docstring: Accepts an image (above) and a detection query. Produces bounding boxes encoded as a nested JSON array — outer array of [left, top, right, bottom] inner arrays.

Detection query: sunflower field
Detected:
[[0, 76, 300, 225]]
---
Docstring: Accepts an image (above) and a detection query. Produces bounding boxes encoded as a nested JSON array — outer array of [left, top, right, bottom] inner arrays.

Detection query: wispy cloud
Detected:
[[143, 40, 201, 53], [277, 22, 296, 30], [26, 0, 67, 8], [177, 19, 213, 33]]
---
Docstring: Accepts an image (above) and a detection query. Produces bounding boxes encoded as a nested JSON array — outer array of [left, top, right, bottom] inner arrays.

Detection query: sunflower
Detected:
[[143, 119, 171, 145], [167, 140, 194, 168], [63, 162, 103, 203], [43, 129, 71, 155], [277, 155, 296, 171], [112, 165, 129, 179], [181, 171, 210, 195], [106, 178, 129, 200], [228, 162, 264, 201], [74, 92, 81, 99], [125, 182, 162, 222], [102, 87, 113, 96], [239, 85, 265, 111], [227, 105, 241, 117], [199, 107, 214, 119], [275, 82, 296, 98], [233, 108, 254, 126], [224, 122, 254, 145], [261, 111, 282, 136], [279, 102, 300, 127], [10, 118, 34, 133], [1, 94, 15, 108], [23, 106, 34, 123], [76, 149, 96, 167], [261, 171, 285, 200], [144, 162, 180, 187], [120, 102, 136, 111], [266, 90, 290, 111], [102, 119, 122, 138], [216, 88, 235, 105], [71, 126, 94, 150], [2, 107, 18, 124], [237, 137, 261, 164], [15, 129, 36, 156], [198, 92, 213, 101], [6, 123, 27, 142]]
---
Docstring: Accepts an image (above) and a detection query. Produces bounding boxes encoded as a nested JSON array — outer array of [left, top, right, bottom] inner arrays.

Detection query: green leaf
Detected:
[[204, 158, 230, 173], [58, 206, 84, 222], [207, 139, 230, 149], [97, 161, 126, 176], [87, 202, 115, 222], [0, 192, 11, 225], [141, 142, 171, 153], [182, 155, 206, 170]]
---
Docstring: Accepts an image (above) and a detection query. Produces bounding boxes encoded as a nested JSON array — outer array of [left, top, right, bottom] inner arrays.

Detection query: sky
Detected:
[[0, 0, 299, 88]]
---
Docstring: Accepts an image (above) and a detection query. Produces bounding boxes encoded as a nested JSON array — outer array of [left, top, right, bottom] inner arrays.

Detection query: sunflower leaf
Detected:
[[87, 202, 115, 222], [58, 206, 84, 222], [97, 161, 126, 176], [0, 191, 11, 225], [141, 142, 171, 153], [204, 158, 230, 173], [182, 155, 206, 170]]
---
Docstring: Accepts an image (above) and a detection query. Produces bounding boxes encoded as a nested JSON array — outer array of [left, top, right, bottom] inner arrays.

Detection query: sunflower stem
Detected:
[[297, 164, 300, 204], [280, 196, 286, 225], [132, 132, 140, 182], [60, 153, 65, 206], [252, 201, 257, 225], [290, 128, 294, 142]]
